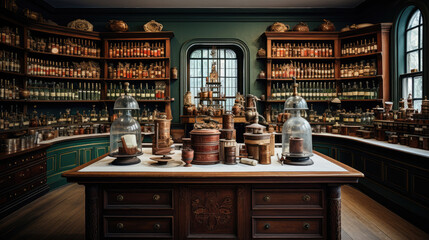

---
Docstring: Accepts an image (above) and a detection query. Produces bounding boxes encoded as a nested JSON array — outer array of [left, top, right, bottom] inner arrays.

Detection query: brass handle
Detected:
[[153, 223, 161, 230], [153, 194, 161, 201], [116, 194, 124, 201], [302, 194, 311, 202], [40, 166, 44, 170], [263, 195, 271, 202], [264, 223, 270, 230], [20, 173, 25, 177], [116, 223, 124, 230], [303, 223, 310, 230]]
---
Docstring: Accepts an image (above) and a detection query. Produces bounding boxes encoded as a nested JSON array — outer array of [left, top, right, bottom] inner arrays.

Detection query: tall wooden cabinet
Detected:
[[260, 23, 391, 120]]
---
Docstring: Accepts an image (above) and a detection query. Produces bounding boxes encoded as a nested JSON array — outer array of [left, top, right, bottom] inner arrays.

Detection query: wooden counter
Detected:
[[63, 149, 362, 240]]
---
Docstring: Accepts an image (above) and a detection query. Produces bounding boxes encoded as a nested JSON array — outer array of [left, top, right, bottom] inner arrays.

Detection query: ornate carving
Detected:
[[143, 20, 163, 32], [191, 192, 233, 231], [67, 19, 94, 32]]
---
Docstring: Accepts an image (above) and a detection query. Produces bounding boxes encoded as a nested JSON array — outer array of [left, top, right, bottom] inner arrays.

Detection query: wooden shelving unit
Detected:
[[0, 10, 175, 131], [260, 23, 391, 119]]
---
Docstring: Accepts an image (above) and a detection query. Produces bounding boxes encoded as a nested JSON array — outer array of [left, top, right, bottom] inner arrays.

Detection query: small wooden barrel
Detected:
[[190, 129, 220, 165], [220, 129, 236, 140], [222, 113, 234, 130], [244, 133, 270, 160], [258, 143, 271, 165], [219, 139, 237, 162], [224, 146, 237, 165]]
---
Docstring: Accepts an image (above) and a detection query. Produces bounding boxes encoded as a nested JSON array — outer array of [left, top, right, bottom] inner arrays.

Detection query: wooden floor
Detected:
[[0, 184, 428, 240]]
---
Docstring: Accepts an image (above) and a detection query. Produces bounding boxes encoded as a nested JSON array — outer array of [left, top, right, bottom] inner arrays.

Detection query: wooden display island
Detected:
[[63, 148, 362, 240]]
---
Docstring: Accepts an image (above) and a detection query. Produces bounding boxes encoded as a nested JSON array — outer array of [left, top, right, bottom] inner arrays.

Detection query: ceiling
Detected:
[[43, 0, 367, 8]]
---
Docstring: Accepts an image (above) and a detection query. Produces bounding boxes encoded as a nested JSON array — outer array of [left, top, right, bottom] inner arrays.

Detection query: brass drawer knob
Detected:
[[116, 223, 124, 230], [302, 194, 311, 202], [116, 194, 124, 201], [153, 194, 161, 201], [303, 223, 310, 230], [263, 195, 271, 202], [153, 223, 161, 231], [264, 223, 270, 230]]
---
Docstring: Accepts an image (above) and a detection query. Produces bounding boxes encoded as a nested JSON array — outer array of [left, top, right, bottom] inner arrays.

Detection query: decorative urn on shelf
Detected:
[[109, 82, 142, 165]]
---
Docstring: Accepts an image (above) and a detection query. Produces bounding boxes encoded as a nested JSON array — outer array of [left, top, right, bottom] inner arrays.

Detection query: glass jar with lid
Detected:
[[110, 82, 142, 165], [281, 78, 313, 165]]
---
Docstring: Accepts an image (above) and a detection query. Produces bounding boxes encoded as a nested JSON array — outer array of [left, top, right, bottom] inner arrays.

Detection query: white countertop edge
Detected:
[[313, 133, 429, 158]]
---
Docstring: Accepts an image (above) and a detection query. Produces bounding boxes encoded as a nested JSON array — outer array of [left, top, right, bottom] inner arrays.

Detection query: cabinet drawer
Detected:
[[105, 189, 173, 209], [253, 216, 323, 238], [0, 150, 46, 172], [253, 189, 323, 209], [0, 160, 46, 190], [104, 216, 173, 238]]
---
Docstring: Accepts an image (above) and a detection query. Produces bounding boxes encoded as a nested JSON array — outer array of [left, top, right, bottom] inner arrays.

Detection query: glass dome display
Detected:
[[110, 82, 142, 165], [281, 78, 313, 165]]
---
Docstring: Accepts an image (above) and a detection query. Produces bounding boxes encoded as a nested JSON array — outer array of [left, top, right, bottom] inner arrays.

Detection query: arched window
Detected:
[[401, 8, 424, 110], [188, 47, 242, 111]]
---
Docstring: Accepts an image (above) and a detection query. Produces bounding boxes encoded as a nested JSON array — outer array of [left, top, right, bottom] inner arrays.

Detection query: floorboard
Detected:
[[0, 184, 427, 240]]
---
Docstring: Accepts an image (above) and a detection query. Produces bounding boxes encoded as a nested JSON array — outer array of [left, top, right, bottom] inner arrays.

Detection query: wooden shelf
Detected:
[[27, 49, 101, 60], [103, 78, 169, 81], [0, 42, 25, 51], [264, 99, 329, 103], [268, 78, 336, 81], [104, 57, 169, 60], [104, 99, 171, 103], [339, 75, 382, 81], [0, 70, 25, 77], [269, 57, 336, 60], [26, 75, 102, 80], [0, 99, 171, 103], [340, 52, 381, 59], [340, 99, 383, 102]]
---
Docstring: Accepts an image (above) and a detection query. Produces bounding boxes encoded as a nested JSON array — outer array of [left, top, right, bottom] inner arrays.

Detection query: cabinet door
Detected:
[[180, 185, 246, 239]]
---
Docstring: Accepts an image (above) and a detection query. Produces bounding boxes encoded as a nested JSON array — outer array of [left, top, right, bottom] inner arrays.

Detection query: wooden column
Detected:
[[85, 184, 100, 240], [327, 184, 341, 240]]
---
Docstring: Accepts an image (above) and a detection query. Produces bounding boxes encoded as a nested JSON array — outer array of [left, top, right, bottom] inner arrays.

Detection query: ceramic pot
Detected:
[[106, 20, 128, 32], [293, 22, 310, 32], [258, 70, 266, 79], [270, 22, 289, 32], [318, 19, 336, 31], [257, 48, 266, 57], [182, 149, 194, 167]]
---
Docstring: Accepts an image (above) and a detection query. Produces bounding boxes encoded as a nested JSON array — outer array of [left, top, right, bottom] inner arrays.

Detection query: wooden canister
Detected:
[[224, 146, 237, 165], [219, 139, 237, 162], [244, 133, 270, 160], [258, 143, 271, 164], [152, 119, 173, 154], [270, 132, 275, 156], [222, 113, 234, 130], [190, 129, 220, 165], [220, 129, 236, 140]]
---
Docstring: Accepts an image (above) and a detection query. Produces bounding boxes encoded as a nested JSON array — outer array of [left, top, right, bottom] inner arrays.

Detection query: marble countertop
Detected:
[[79, 148, 347, 173]]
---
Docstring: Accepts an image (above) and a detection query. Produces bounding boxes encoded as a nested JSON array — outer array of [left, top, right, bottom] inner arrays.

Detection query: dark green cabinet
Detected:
[[47, 137, 109, 189], [313, 135, 429, 233]]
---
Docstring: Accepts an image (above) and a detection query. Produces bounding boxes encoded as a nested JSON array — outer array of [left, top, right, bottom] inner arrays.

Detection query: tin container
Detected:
[[244, 132, 270, 160], [258, 143, 271, 164], [219, 139, 237, 162], [0, 138, 19, 153], [421, 137, 429, 150], [190, 129, 220, 165], [152, 119, 173, 155], [224, 146, 237, 165], [222, 113, 234, 130], [408, 135, 419, 148]]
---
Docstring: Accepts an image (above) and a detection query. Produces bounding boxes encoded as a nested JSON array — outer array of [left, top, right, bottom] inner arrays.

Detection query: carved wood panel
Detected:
[[188, 186, 238, 237]]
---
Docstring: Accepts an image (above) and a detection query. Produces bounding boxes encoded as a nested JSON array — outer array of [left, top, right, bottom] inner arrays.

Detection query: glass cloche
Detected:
[[281, 78, 313, 165], [110, 82, 142, 165]]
